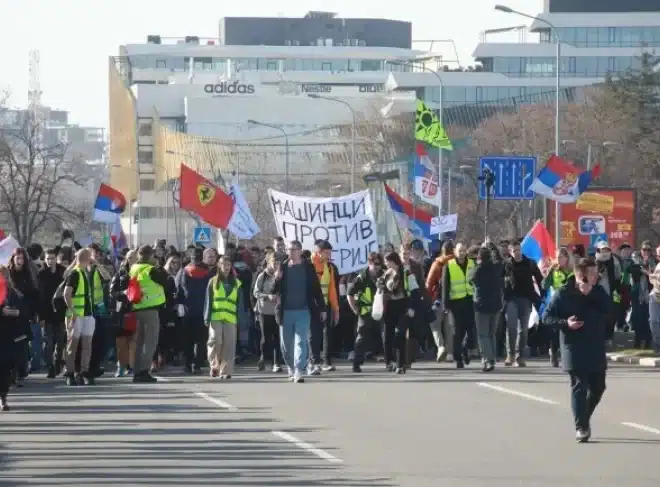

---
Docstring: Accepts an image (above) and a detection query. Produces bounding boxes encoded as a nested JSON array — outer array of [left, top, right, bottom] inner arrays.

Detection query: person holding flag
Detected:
[[541, 248, 574, 367]]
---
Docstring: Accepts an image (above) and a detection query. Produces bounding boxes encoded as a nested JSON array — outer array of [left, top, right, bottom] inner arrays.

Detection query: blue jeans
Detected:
[[30, 322, 43, 370], [280, 309, 311, 371]]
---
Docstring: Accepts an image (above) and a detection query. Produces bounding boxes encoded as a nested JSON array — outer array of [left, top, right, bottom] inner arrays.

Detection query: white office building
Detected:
[[473, 2, 660, 91]]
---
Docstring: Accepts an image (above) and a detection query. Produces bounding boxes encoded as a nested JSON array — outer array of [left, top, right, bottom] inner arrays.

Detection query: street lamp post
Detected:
[[385, 60, 444, 217], [496, 4, 561, 247], [247, 119, 290, 193], [307, 94, 357, 193]]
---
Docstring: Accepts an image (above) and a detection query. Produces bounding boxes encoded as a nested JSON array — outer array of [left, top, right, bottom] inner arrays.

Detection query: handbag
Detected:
[[371, 289, 386, 321], [126, 276, 142, 304]]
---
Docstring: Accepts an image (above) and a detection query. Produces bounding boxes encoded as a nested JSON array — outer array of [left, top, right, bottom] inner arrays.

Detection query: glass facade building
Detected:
[[539, 27, 660, 47], [484, 56, 647, 78], [127, 55, 412, 73]]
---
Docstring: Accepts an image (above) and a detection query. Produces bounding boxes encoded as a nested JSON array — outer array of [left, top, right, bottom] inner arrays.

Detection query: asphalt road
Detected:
[[1, 361, 660, 487]]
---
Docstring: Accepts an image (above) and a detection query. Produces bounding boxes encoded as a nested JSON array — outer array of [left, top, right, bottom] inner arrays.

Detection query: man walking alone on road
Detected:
[[543, 257, 610, 443]]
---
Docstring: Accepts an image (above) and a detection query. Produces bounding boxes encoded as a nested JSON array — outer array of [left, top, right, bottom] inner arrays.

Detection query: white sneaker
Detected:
[[273, 364, 282, 373], [307, 364, 321, 376], [293, 368, 304, 383], [322, 364, 336, 372]]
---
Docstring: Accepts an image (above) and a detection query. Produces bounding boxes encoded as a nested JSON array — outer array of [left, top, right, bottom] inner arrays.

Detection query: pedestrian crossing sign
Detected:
[[193, 226, 212, 244], [589, 233, 607, 251]]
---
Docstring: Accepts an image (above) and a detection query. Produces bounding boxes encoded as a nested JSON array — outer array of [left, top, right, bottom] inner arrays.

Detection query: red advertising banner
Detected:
[[547, 188, 637, 250]]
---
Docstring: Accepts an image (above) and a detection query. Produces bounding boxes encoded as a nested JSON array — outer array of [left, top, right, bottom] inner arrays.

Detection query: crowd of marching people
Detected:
[[1, 233, 659, 419]]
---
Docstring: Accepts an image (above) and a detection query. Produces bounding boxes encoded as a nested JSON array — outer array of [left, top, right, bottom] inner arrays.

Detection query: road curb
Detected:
[[607, 353, 660, 367]]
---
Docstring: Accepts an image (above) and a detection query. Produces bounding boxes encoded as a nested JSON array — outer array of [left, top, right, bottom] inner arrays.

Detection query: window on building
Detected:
[[138, 206, 164, 219], [568, 57, 576, 74], [155, 59, 167, 69], [140, 178, 155, 191], [138, 150, 153, 164], [360, 60, 382, 71], [138, 120, 152, 136], [608, 27, 617, 45]]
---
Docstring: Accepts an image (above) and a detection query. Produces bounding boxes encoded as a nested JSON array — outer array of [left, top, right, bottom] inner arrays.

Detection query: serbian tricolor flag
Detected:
[[109, 215, 127, 256], [523, 220, 558, 329], [530, 155, 601, 203], [93, 184, 127, 223], [384, 183, 435, 239], [413, 144, 441, 206], [521, 220, 557, 264]]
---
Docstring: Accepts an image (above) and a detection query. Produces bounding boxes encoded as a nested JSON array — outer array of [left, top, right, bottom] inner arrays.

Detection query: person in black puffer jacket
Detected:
[[7, 249, 39, 383], [0, 265, 30, 410], [109, 250, 137, 377], [469, 240, 504, 372]]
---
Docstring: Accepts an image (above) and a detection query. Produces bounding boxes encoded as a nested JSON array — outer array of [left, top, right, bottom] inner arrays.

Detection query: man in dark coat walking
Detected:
[[543, 257, 611, 443]]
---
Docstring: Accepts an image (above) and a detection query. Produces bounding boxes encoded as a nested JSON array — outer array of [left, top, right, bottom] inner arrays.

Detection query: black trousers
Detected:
[[449, 297, 475, 364], [89, 316, 106, 373], [353, 315, 382, 365], [154, 323, 178, 361], [383, 299, 408, 368], [259, 313, 283, 366], [309, 308, 332, 365], [184, 315, 207, 368], [0, 356, 14, 398], [569, 370, 606, 431], [44, 321, 66, 369], [13, 339, 29, 379]]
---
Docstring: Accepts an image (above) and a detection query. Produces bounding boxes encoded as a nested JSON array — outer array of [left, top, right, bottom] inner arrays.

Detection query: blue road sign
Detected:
[[478, 156, 537, 200], [193, 226, 212, 245], [589, 233, 608, 250]]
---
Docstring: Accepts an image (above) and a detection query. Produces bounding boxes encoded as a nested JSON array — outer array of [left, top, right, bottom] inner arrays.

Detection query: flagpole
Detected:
[[127, 202, 133, 248]]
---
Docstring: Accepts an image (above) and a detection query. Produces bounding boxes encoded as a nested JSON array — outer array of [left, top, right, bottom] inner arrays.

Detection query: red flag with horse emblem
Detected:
[[179, 164, 235, 229]]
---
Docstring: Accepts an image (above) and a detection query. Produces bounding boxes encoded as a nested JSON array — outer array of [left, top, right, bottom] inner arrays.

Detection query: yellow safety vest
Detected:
[[129, 263, 166, 310], [210, 277, 242, 324], [318, 264, 331, 305], [357, 271, 376, 316], [67, 267, 90, 317], [91, 267, 104, 306], [551, 269, 573, 290], [447, 258, 475, 300]]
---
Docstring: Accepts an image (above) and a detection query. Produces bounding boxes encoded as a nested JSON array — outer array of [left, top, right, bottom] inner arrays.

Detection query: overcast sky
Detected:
[[0, 0, 543, 128]]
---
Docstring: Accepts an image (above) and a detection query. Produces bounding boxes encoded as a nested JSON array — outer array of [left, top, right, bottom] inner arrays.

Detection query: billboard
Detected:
[[547, 188, 637, 250]]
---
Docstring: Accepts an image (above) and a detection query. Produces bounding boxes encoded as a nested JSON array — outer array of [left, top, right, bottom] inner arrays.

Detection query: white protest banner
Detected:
[[228, 182, 260, 239], [268, 189, 377, 274], [430, 214, 458, 235], [0, 235, 20, 266]]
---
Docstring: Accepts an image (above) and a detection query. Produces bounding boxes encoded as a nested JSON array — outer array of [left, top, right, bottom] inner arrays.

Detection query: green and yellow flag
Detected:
[[415, 99, 452, 150]]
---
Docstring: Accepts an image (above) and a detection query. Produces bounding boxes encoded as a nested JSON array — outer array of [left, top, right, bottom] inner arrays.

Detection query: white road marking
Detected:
[[477, 382, 560, 405], [151, 375, 170, 382], [622, 422, 660, 435], [272, 430, 343, 463], [195, 391, 238, 411]]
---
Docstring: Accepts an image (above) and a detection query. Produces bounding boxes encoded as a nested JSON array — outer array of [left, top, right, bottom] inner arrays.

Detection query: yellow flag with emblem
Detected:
[[415, 99, 452, 150]]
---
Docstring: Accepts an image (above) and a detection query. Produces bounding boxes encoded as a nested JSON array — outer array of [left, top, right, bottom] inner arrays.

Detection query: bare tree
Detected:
[[0, 115, 90, 244]]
